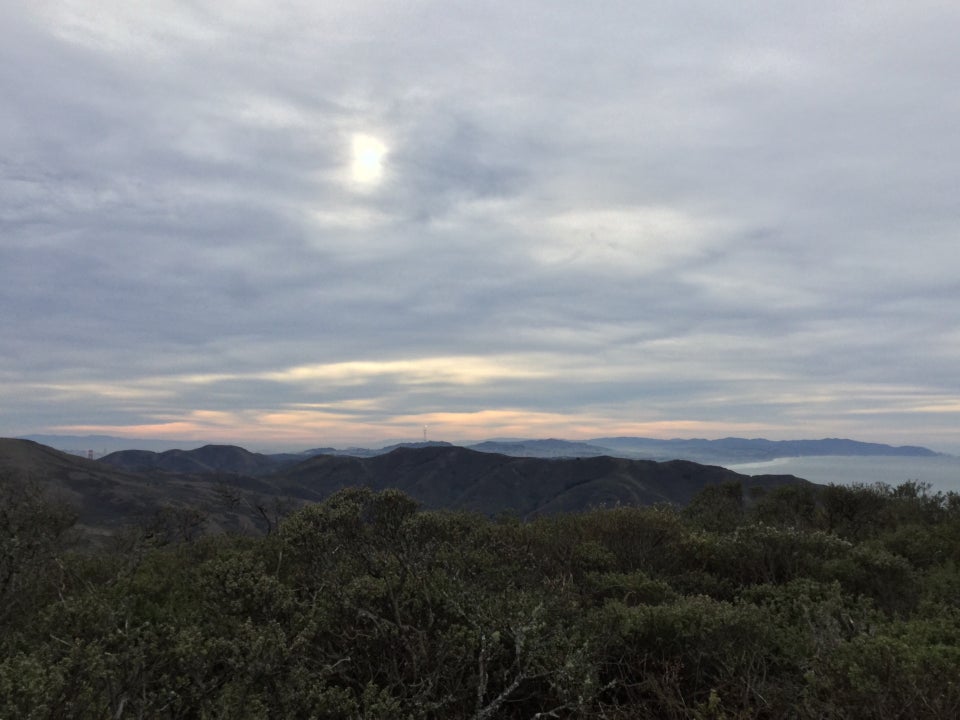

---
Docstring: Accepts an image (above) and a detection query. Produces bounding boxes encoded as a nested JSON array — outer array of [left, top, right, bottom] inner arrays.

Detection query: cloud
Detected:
[[3, 1, 960, 451]]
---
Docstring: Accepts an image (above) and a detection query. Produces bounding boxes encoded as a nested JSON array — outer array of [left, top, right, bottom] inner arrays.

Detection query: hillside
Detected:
[[585, 436, 940, 463], [1, 439, 811, 537], [0, 439, 283, 537], [468, 438, 614, 458], [4, 475, 957, 719], [299, 436, 941, 463], [274, 445, 806, 517], [21, 433, 941, 463], [99, 444, 291, 475]]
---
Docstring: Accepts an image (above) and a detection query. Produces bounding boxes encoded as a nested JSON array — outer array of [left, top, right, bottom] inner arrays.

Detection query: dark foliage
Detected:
[[2, 479, 959, 718]]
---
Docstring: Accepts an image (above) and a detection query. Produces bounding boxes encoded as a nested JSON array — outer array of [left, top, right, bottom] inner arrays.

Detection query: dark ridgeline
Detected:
[[2, 438, 806, 536], [100, 444, 287, 475], [274, 444, 804, 516]]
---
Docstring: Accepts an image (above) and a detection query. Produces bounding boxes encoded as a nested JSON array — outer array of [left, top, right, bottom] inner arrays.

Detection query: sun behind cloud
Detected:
[[350, 133, 388, 186]]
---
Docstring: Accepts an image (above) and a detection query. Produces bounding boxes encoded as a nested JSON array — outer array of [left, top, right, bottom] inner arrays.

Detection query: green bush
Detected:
[[2, 483, 957, 718]]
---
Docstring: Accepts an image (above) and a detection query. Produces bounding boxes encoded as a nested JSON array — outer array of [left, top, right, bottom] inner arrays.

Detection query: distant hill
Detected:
[[18, 434, 207, 454], [21, 433, 942, 463], [272, 445, 806, 517], [304, 441, 456, 458], [467, 439, 615, 458], [0, 439, 277, 537], [312, 437, 941, 463], [584, 437, 940, 463], [1, 439, 809, 537], [99, 444, 295, 476]]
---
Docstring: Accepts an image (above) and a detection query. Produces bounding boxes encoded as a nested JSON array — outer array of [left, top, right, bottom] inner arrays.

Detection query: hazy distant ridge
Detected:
[[21, 433, 940, 464], [3, 439, 808, 535], [100, 445, 291, 476], [584, 436, 940, 463]]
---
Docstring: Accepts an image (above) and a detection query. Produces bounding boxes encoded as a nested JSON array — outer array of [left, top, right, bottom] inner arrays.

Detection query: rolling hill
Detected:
[[271, 444, 805, 515], [2, 438, 811, 539], [0, 439, 279, 538], [586, 436, 940, 463], [99, 444, 294, 475]]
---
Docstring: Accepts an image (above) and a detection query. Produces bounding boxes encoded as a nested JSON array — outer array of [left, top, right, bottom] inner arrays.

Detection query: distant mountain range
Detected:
[[19, 434, 942, 464], [97, 444, 302, 475], [2, 438, 808, 539], [267, 445, 805, 516], [300, 436, 942, 464], [580, 437, 939, 463], [19, 434, 209, 455]]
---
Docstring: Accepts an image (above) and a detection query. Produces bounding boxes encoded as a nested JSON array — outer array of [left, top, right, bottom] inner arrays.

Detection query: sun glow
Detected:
[[350, 133, 388, 186]]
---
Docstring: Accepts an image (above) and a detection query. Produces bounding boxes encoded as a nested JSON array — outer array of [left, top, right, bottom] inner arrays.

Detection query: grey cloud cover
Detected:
[[2, 0, 959, 450]]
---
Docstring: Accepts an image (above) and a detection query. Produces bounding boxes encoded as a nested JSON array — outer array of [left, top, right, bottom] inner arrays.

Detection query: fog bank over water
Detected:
[[728, 455, 960, 493]]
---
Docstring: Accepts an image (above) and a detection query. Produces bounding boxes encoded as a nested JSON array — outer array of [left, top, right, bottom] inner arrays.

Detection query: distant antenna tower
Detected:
[[423, 425, 428, 442], [87, 449, 94, 460]]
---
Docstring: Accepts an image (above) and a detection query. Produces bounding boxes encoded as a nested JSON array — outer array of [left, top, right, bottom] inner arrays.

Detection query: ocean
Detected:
[[726, 455, 960, 494]]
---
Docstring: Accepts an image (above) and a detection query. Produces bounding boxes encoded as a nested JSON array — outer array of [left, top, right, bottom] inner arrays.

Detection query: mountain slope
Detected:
[[586, 436, 939, 463], [99, 444, 288, 475], [274, 445, 806, 518], [2, 439, 811, 536], [467, 439, 615, 458], [0, 439, 281, 537]]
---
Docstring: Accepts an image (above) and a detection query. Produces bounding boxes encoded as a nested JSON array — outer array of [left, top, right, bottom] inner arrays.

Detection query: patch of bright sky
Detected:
[[349, 133, 388, 187]]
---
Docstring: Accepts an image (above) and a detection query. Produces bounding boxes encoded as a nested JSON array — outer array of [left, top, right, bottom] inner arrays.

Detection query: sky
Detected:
[[3, 1, 960, 452]]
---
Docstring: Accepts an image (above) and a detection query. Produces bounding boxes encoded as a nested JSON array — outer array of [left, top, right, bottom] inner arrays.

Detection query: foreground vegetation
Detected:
[[2, 478, 959, 719]]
